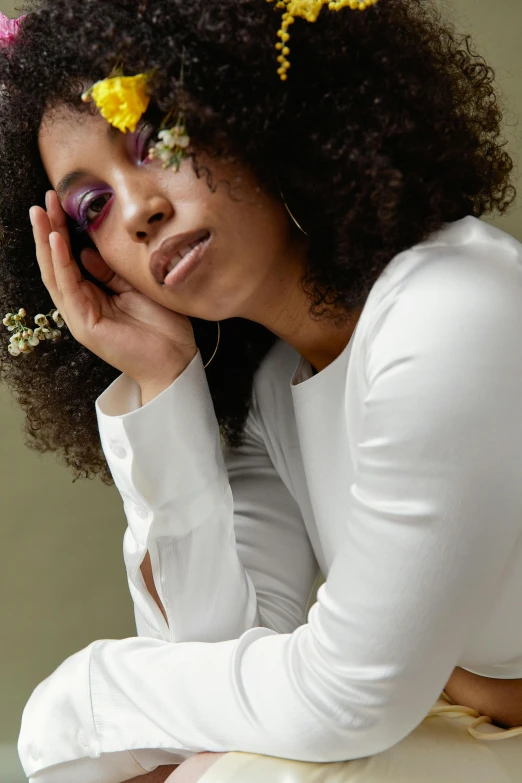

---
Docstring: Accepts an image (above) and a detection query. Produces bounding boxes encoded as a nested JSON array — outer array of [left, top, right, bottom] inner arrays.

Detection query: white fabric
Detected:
[[18, 216, 522, 782], [196, 696, 522, 783]]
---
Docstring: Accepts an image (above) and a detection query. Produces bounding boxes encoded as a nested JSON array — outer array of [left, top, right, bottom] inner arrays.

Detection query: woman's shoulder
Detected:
[[358, 216, 522, 387], [371, 216, 522, 301], [360, 216, 522, 336], [420, 215, 520, 254], [414, 216, 522, 280], [250, 217, 522, 413]]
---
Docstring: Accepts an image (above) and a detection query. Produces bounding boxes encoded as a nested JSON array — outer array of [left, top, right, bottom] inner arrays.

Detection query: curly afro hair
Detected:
[[0, 0, 516, 484]]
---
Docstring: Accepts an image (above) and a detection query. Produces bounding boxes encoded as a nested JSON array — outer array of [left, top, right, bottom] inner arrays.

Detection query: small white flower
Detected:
[[50, 310, 63, 325], [4, 307, 67, 357], [158, 130, 176, 148], [177, 134, 190, 148], [159, 149, 173, 163]]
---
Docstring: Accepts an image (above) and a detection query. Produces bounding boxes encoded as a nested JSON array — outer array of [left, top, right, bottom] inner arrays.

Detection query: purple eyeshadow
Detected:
[[64, 185, 112, 226], [132, 120, 155, 164]]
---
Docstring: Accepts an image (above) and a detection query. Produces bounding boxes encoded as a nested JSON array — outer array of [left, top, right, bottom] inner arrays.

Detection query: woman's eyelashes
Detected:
[[73, 189, 113, 233], [133, 120, 155, 164]]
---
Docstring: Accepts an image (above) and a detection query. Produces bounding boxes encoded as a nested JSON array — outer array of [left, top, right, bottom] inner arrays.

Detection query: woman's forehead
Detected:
[[39, 103, 111, 140], [38, 108, 117, 183]]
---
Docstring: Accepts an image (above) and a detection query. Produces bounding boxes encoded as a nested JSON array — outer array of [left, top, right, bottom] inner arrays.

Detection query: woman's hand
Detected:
[[123, 764, 178, 782], [121, 752, 226, 783], [29, 191, 198, 392]]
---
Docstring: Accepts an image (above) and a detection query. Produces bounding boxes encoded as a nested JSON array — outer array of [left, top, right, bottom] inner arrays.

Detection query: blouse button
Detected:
[[29, 743, 40, 761], [110, 442, 127, 459]]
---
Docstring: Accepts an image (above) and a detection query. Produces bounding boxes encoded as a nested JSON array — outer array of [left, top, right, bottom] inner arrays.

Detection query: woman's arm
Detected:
[[444, 667, 522, 728], [95, 352, 319, 644], [124, 765, 178, 783], [140, 552, 168, 626]]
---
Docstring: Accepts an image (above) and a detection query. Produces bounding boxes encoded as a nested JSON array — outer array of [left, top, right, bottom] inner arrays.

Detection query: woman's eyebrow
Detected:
[[55, 170, 89, 199], [54, 126, 127, 198]]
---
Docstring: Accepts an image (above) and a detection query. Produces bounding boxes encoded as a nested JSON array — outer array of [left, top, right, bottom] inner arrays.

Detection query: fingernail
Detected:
[[29, 207, 35, 227]]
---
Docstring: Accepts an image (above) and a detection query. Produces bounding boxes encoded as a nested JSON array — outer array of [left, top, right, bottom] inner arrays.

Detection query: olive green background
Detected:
[[0, 1, 521, 779]]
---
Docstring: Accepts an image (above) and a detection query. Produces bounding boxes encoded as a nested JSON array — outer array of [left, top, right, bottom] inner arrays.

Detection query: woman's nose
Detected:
[[122, 194, 174, 242]]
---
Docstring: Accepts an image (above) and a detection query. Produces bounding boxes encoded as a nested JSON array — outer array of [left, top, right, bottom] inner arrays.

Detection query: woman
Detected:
[[1, 1, 522, 781]]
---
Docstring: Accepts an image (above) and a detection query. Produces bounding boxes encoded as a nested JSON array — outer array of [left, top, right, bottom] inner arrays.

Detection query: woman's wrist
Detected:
[[137, 352, 196, 406], [139, 374, 184, 406]]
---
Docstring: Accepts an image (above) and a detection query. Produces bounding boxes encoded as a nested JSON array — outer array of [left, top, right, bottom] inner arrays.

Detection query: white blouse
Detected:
[[18, 216, 522, 782]]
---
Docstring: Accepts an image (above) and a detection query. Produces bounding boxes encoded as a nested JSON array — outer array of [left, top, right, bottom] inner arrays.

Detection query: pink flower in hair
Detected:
[[0, 11, 26, 46]]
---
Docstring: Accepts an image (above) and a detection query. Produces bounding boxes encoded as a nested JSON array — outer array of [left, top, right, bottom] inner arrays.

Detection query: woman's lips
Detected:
[[149, 229, 211, 284], [163, 234, 212, 288]]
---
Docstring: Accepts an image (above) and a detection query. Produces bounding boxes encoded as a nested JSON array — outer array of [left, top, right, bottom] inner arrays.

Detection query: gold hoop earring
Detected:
[[203, 321, 220, 369], [280, 189, 309, 237]]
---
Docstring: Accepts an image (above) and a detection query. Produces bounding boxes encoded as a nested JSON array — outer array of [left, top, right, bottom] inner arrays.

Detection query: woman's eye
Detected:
[[85, 194, 111, 221]]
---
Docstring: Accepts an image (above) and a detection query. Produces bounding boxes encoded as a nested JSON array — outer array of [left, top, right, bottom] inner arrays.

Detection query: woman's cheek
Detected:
[[94, 230, 156, 295], [103, 244, 145, 288]]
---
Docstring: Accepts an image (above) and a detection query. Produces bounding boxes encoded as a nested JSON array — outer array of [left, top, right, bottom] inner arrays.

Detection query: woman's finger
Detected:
[[30, 205, 60, 304], [49, 231, 93, 326], [81, 247, 135, 294], [45, 191, 135, 295], [45, 190, 72, 254]]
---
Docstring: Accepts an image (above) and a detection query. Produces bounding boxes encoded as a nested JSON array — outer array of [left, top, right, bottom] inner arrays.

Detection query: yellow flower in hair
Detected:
[[267, 0, 380, 80], [82, 74, 150, 134], [279, 0, 324, 24]]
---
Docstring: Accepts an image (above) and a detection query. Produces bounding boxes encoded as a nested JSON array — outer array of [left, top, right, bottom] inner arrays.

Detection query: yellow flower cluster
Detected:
[[81, 74, 150, 134], [267, 0, 380, 80]]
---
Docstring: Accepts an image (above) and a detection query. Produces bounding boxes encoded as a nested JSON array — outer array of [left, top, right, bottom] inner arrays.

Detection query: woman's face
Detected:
[[38, 106, 306, 323]]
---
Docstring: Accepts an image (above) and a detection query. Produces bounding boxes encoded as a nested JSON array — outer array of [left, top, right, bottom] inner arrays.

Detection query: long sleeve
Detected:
[[94, 351, 319, 644], [18, 227, 522, 781]]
